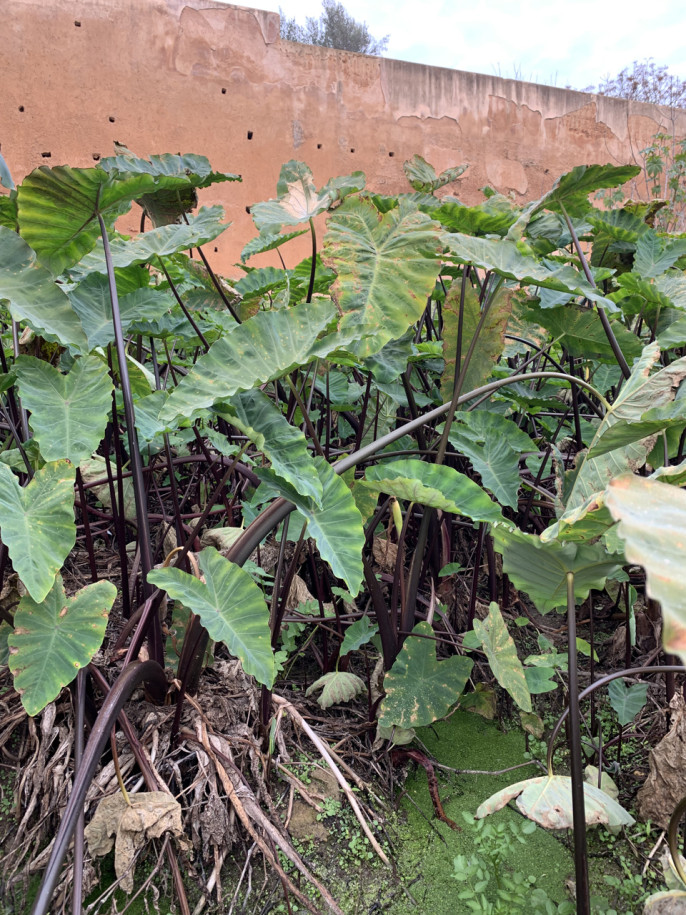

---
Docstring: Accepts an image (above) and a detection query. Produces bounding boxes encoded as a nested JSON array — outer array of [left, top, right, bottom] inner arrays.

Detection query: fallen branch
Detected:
[[272, 694, 391, 866]]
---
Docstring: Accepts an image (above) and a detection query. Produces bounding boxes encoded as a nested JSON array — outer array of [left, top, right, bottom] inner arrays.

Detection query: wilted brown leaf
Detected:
[[637, 694, 686, 830], [372, 537, 398, 572], [85, 791, 183, 893]]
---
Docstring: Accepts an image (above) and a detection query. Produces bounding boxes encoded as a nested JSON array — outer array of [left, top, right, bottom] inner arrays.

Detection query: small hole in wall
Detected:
[[41, 152, 51, 158], [388, 151, 395, 157], [350, 148, 355, 153], [247, 131, 253, 140], [245, 206, 251, 215], [214, 247, 218, 253], [74, 20, 81, 26], [18, 106, 24, 112], [109, 116, 115, 123], [317, 143, 322, 149], [92, 153, 101, 161], [221, 87, 226, 94]]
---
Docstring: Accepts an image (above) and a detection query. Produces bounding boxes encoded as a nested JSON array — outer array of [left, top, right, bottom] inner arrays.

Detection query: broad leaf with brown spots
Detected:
[[379, 622, 473, 729], [8, 576, 115, 715]]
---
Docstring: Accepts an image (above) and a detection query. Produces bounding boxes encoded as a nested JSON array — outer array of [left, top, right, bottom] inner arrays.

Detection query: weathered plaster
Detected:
[[2, 0, 685, 275]]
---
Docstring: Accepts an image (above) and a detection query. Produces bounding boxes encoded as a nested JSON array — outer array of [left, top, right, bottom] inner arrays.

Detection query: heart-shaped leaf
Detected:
[[17, 166, 160, 274], [15, 355, 113, 464], [340, 615, 378, 656], [251, 161, 363, 233], [607, 678, 648, 726], [379, 621, 473, 728], [493, 526, 621, 614], [8, 576, 115, 715], [148, 547, 276, 687], [403, 155, 467, 193], [445, 410, 534, 510], [69, 276, 174, 350], [322, 198, 442, 358], [0, 461, 76, 601]]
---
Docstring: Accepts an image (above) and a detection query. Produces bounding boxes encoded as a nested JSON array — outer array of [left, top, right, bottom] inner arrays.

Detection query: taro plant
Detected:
[[1, 145, 686, 915]]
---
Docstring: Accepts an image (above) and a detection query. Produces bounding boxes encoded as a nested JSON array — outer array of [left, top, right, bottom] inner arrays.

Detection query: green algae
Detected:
[[388, 710, 574, 913]]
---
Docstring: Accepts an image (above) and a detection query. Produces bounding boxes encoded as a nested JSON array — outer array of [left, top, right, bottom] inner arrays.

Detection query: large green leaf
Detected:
[[476, 774, 634, 829], [215, 389, 323, 506], [69, 275, 174, 350], [634, 232, 686, 279], [148, 547, 276, 686], [0, 226, 88, 349], [403, 155, 467, 193], [432, 195, 519, 237], [0, 461, 76, 602], [257, 457, 364, 596], [322, 198, 442, 358], [528, 302, 642, 363], [364, 459, 503, 524], [16, 166, 161, 274], [240, 229, 308, 263], [586, 354, 686, 458], [606, 475, 686, 663], [76, 207, 229, 273], [8, 577, 115, 716], [444, 233, 616, 311], [440, 282, 514, 401], [251, 160, 364, 232], [560, 345, 686, 519], [99, 150, 239, 187], [15, 355, 113, 464], [537, 164, 641, 216], [473, 602, 531, 712], [492, 526, 621, 614], [446, 411, 534, 510], [379, 621, 473, 728], [99, 150, 239, 224], [158, 298, 336, 427]]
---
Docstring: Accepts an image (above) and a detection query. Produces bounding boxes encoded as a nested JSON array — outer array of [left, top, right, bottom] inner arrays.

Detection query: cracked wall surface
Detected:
[[3, 0, 686, 274]]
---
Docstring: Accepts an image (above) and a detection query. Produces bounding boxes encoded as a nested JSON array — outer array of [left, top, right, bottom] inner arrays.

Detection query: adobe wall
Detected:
[[3, 0, 686, 276]]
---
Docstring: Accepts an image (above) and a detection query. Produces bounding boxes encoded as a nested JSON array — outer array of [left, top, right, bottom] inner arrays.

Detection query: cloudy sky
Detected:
[[237, 0, 686, 92]]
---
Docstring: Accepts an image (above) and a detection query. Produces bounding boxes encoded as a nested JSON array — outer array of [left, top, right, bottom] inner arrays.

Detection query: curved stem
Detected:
[[546, 664, 685, 773], [98, 214, 160, 660], [561, 204, 631, 379], [30, 661, 167, 915], [565, 571, 590, 915], [226, 370, 609, 570]]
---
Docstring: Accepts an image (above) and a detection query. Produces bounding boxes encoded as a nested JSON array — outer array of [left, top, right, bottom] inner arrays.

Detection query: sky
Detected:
[[234, 0, 686, 92]]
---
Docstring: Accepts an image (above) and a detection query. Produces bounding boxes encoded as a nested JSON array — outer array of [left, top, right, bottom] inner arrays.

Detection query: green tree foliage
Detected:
[[279, 1, 389, 55]]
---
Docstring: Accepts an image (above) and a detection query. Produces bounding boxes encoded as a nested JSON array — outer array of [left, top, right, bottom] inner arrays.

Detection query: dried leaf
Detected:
[[306, 671, 365, 709], [373, 537, 399, 572], [477, 774, 634, 830], [85, 792, 183, 893], [637, 694, 686, 830], [520, 711, 545, 739]]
